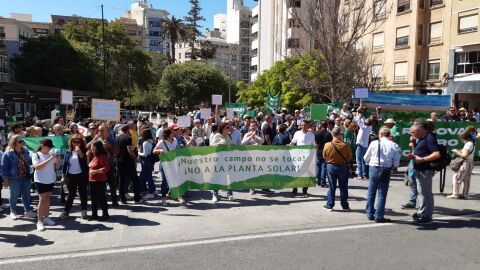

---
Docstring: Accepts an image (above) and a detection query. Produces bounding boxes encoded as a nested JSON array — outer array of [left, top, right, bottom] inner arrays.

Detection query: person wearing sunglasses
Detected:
[[59, 135, 89, 220], [85, 123, 99, 149], [1, 134, 37, 220]]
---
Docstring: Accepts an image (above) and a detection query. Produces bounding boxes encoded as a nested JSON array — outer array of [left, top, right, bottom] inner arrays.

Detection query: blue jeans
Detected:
[[355, 145, 367, 177], [326, 164, 349, 209], [407, 164, 417, 206], [139, 157, 155, 194], [9, 176, 33, 214], [316, 155, 327, 185], [414, 169, 435, 220], [366, 166, 391, 220]]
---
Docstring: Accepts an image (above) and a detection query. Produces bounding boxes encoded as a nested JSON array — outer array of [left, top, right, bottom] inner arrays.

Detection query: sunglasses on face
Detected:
[[89, 128, 97, 131], [72, 140, 81, 144]]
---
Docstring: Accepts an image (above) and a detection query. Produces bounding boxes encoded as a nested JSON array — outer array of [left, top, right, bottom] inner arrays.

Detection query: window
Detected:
[[455, 51, 480, 75], [394, 61, 408, 82], [427, 60, 440, 80], [397, 0, 410, 13], [459, 14, 478, 34], [419, 0, 425, 9], [417, 25, 424, 45], [178, 53, 181, 59], [355, 37, 363, 51], [372, 32, 384, 52], [0, 27, 5, 38], [149, 31, 160, 37], [289, 0, 301, 8], [396, 26, 409, 47], [149, 40, 159, 46], [371, 64, 383, 82], [416, 61, 422, 81], [429, 22, 442, 44], [374, 1, 386, 20], [148, 20, 160, 27], [430, 0, 443, 7], [288, 38, 300, 48]]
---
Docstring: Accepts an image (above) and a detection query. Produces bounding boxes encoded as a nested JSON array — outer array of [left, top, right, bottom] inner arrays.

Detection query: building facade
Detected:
[[250, 0, 309, 81], [125, 0, 170, 54], [214, 14, 227, 38], [50, 15, 105, 35], [114, 17, 143, 50], [447, 0, 480, 110]]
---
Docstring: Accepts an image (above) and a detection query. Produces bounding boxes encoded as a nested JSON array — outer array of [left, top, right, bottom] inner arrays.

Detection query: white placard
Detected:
[[177, 115, 191, 128], [200, 108, 212, 119], [60, 89, 73, 105], [226, 108, 235, 120], [91, 98, 121, 121], [212, 95, 223, 105], [353, 88, 369, 99]]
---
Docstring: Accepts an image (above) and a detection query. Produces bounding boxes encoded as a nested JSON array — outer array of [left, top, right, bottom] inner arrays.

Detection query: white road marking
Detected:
[[2, 213, 478, 265], [0, 222, 393, 265]]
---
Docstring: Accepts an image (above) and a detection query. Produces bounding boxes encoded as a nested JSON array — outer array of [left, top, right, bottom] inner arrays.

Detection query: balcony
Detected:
[[252, 22, 259, 34], [288, 7, 295, 20], [251, 55, 258, 66], [252, 5, 259, 18], [252, 38, 258, 50], [251, 72, 258, 81]]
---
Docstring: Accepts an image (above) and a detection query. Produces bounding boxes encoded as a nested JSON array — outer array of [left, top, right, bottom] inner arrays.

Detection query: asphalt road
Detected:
[[3, 214, 480, 270]]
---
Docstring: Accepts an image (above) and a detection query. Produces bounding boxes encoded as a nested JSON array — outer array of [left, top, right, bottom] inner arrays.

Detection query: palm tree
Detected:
[[160, 16, 187, 63]]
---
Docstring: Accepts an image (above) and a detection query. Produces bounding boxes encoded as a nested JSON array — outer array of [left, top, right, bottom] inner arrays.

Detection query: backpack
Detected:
[[147, 141, 160, 163], [429, 144, 451, 171]]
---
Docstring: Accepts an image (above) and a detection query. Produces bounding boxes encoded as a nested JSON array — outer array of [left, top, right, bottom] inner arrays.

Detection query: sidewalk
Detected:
[[0, 166, 478, 259]]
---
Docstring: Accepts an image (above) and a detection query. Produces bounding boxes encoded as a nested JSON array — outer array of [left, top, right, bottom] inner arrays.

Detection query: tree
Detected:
[[63, 20, 152, 98], [196, 40, 217, 62], [158, 61, 228, 110], [148, 51, 171, 84], [160, 16, 187, 63], [292, 0, 389, 102], [184, 0, 206, 60], [11, 35, 100, 91]]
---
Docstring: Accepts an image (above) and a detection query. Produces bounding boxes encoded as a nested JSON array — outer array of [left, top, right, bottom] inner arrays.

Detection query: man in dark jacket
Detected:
[[314, 121, 333, 187]]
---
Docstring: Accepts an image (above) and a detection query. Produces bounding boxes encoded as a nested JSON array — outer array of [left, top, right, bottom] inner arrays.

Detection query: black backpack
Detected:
[[429, 143, 451, 171]]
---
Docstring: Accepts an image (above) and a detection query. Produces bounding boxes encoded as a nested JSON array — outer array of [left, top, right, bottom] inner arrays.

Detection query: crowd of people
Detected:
[[0, 103, 476, 231]]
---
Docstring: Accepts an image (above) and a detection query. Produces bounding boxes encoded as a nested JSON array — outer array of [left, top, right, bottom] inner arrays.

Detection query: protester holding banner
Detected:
[[59, 134, 89, 220], [210, 122, 234, 202], [138, 129, 157, 200], [88, 140, 110, 220], [32, 138, 61, 231], [153, 128, 186, 206], [448, 127, 476, 199], [272, 123, 290, 146], [289, 120, 315, 197], [242, 121, 266, 195], [2, 135, 37, 220], [323, 127, 353, 211]]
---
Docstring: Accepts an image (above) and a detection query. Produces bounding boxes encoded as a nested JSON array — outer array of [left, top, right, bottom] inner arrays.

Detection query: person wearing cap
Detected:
[[384, 119, 400, 144], [32, 138, 61, 231]]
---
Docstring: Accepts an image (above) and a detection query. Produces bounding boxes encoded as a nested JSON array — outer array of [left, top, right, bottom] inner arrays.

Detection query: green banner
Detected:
[[395, 122, 480, 160], [310, 104, 328, 121], [245, 110, 257, 118], [160, 145, 316, 198], [24, 136, 70, 152]]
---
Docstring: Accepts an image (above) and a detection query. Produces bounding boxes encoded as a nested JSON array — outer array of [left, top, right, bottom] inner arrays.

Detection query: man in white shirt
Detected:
[[354, 112, 372, 179], [289, 120, 315, 196], [364, 127, 401, 223]]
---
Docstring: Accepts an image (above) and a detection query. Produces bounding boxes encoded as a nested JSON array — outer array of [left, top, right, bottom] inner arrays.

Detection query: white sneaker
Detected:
[[142, 193, 154, 200], [161, 197, 167, 206], [37, 222, 46, 232], [212, 195, 218, 203], [10, 212, 19, 220], [178, 197, 186, 204], [43, 217, 56, 226], [228, 195, 235, 201], [24, 211, 37, 218]]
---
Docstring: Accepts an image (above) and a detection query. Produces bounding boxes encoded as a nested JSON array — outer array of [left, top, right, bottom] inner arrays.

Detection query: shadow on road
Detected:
[[413, 218, 480, 231], [0, 233, 54, 248]]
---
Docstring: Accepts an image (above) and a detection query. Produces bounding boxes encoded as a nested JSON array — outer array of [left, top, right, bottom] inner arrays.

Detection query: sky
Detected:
[[0, 0, 256, 32]]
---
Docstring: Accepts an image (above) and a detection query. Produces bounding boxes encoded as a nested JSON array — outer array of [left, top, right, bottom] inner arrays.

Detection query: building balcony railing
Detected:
[[394, 76, 407, 82], [428, 36, 442, 44], [459, 27, 478, 34], [395, 36, 409, 47]]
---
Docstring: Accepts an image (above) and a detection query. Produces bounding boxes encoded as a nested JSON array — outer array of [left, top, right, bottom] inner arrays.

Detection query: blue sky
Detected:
[[0, 0, 256, 31]]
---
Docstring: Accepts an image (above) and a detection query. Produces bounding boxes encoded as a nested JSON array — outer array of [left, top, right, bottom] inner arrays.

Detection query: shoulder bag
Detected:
[[450, 146, 474, 172]]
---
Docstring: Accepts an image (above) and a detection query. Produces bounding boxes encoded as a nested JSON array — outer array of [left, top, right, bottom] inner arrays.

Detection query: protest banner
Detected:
[[395, 121, 480, 160], [212, 95, 223, 105], [310, 104, 329, 121], [60, 89, 73, 105], [200, 108, 212, 119], [177, 115, 191, 127], [24, 135, 70, 152], [160, 145, 316, 198], [91, 99, 121, 121]]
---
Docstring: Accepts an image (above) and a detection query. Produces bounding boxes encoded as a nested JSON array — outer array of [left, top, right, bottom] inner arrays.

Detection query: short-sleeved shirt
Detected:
[[463, 141, 475, 161], [414, 133, 439, 171], [262, 123, 277, 145], [32, 152, 56, 184]]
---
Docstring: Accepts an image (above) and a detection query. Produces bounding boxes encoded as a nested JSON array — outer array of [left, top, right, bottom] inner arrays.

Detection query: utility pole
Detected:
[[101, 4, 106, 98], [229, 54, 232, 103]]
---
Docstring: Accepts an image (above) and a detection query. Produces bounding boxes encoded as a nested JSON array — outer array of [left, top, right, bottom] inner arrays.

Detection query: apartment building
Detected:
[[114, 17, 143, 50], [175, 29, 242, 82], [250, 0, 310, 81], [50, 15, 106, 35], [0, 25, 7, 82], [447, 0, 480, 110], [125, 0, 170, 54], [214, 14, 228, 38], [358, 0, 451, 94], [10, 13, 50, 37]]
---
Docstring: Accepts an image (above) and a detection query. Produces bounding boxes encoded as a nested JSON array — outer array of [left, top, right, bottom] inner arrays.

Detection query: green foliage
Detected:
[[148, 51, 171, 84], [63, 20, 152, 98], [158, 61, 228, 109], [130, 87, 159, 108], [236, 53, 322, 111], [11, 35, 99, 91]]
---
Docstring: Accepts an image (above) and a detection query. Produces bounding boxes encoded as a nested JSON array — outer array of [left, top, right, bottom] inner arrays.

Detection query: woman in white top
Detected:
[[153, 128, 185, 206], [448, 127, 476, 199], [32, 139, 61, 231], [210, 122, 234, 203], [138, 129, 157, 200]]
